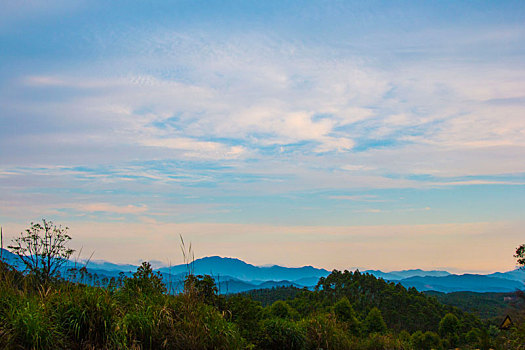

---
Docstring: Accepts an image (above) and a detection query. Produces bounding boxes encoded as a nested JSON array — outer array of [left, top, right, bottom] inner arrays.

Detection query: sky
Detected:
[[1, 0, 524, 273]]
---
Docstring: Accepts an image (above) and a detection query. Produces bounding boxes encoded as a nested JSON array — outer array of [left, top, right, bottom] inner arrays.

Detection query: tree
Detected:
[[439, 312, 460, 348], [258, 318, 305, 350], [8, 219, 74, 282], [270, 300, 292, 319], [184, 274, 219, 304], [411, 330, 441, 350], [333, 297, 360, 335], [515, 244, 525, 267], [439, 312, 459, 337], [465, 328, 481, 347], [226, 295, 262, 342], [123, 261, 167, 296], [364, 307, 387, 334]]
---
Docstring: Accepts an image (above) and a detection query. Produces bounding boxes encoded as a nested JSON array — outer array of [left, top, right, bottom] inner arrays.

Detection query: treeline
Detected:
[[240, 285, 305, 306], [2, 259, 525, 349], [237, 270, 492, 349]]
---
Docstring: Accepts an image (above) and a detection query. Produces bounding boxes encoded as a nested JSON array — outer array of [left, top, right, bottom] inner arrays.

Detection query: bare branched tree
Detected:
[[8, 219, 74, 282]]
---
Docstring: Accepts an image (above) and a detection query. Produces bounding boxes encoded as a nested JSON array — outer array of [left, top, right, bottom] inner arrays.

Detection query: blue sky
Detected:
[[1, 0, 524, 272]]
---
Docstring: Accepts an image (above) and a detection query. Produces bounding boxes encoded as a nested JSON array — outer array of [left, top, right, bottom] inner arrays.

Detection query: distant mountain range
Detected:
[[398, 274, 524, 293], [157, 256, 330, 282], [1, 249, 523, 293]]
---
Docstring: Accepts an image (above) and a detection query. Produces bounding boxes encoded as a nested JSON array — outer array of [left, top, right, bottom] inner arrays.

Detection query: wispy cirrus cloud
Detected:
[[140, 137, 248, 160]]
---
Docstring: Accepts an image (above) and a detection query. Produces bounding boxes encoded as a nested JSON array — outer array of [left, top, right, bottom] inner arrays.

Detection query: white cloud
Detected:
[[140, 137, 248, 160], [340, 165, 375, 172], [1, 2, 524, 273], [314, 137, 354, 153], [357, 208, 382, 213], [328, 195, 386, 202], [79, 203, 148, 214], [9, 33, 524, 180]]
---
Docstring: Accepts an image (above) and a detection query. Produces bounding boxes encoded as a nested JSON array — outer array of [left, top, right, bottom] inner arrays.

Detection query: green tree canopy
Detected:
[[439, 312, 459, 337], [364, 307, 387, 334], [270, 300, 293, 319], [123, 261, 166, 297], [333, 297, 360, 334], [411, 330, 441, 350]]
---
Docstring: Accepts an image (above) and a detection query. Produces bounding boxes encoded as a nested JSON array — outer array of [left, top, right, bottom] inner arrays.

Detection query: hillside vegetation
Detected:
[[2, 258, 525, 349], [425, 291, 524, 321], [1, 220, 524, 349]]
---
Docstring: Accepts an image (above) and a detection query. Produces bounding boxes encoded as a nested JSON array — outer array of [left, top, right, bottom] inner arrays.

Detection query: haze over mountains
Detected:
[[1, 249, 523, 293]]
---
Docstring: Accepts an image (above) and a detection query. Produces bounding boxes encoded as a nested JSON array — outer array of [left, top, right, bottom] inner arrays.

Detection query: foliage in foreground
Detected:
[[0, 260, 247, 350], [2, 258, 525, 350], [1, 226, 524, 350]]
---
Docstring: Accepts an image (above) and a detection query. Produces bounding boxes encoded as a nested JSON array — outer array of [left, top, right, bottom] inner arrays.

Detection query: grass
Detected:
[[0, 259, 248, 349]]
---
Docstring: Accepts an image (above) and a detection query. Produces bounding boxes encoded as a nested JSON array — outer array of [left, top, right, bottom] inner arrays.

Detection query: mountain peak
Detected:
[[198, 255, 245, 262]]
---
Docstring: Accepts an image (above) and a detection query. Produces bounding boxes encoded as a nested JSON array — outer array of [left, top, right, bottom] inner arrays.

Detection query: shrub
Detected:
[[0, 260, 25, 291], [301, 313, 352, 350], [359, 333, 408, 350], [411, 330, 442, 350], [270, 300, 294, 319], [168, 294, 246, 350], [398, 329, 411, 343], [465, 328, 481, 347], [258, 318, 305, 350], [226, 294, 263, 342]]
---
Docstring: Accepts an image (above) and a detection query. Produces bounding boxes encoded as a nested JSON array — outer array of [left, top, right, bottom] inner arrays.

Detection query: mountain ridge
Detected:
[[1, 249, 523, 293]]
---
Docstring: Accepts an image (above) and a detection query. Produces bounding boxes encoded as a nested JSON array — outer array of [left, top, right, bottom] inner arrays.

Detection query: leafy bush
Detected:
[[258, 318, 305, 350], [411, 330, 442, 350], [358, 333, 408, 350], [226, 294, 263, 342], [270, 300, 294, 319], [301, 313, 352, 350]]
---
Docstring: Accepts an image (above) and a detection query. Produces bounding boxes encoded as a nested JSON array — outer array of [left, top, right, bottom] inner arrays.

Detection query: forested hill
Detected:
[[318, 270, 482, 333], [425, 291, 524, 321], [241, 269, 483, 334]]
